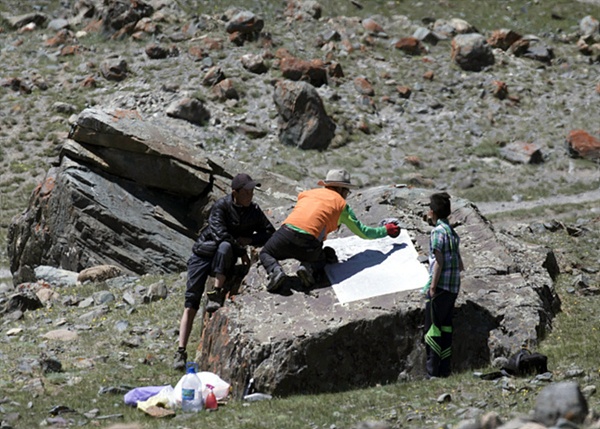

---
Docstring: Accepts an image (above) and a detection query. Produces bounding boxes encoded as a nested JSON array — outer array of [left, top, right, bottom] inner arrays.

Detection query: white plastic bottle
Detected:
[[181, 364, 203, 412]]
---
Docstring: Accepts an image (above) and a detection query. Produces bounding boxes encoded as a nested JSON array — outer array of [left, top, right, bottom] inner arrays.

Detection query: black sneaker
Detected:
[[267, 269, 287, 292], [296, 264, 315, 288], [173, 348, 187, 371], [205, 288, 224, 313]]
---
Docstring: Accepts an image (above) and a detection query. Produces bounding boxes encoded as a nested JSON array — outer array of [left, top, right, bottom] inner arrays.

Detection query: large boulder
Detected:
[[197, 186, 560, 398], [273, 79, 336, 150], [7, 107, 227, 284]]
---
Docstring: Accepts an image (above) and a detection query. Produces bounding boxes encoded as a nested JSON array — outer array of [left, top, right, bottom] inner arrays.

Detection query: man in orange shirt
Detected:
[[260, 169, 400, 292]]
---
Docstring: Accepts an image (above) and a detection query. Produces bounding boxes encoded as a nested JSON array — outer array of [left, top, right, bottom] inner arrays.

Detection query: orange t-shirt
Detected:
[[283, 188, 346, 240]]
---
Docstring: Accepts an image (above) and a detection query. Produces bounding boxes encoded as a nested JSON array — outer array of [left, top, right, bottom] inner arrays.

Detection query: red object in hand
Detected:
[[385, 223, 400, 238], [205, 384, 218, 410]]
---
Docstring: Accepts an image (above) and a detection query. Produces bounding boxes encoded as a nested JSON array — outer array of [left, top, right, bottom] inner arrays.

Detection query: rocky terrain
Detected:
[[0, 1, 600, 428], [0, 0, 598, 251]]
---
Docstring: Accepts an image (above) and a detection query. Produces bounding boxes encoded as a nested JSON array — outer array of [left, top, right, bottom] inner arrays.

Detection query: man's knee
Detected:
[[216, 241, 234, 258]]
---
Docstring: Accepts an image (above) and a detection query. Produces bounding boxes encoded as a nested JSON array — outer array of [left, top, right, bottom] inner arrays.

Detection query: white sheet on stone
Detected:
[[324, 229, 429, 304]]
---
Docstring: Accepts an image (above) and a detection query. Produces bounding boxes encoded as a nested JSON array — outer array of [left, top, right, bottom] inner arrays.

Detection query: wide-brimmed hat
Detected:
[[232, 173, 261, 190], [317, 169, 357, 188]]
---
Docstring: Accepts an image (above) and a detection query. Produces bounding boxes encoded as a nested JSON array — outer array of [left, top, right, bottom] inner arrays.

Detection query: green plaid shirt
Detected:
[[428, 219, 461, 294]]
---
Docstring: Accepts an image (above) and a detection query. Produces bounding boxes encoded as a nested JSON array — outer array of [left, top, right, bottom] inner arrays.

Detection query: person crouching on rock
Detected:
[[259, 168, 401, 292], [173, 173, 275, 371]]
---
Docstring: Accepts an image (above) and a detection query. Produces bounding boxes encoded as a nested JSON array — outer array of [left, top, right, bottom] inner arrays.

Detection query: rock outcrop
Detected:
[[197, 186, 561, 397], [7, 107, 226, 284]]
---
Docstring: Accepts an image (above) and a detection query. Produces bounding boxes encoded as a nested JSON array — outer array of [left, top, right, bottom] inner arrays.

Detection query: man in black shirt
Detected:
[[173, 173, 275, 370]]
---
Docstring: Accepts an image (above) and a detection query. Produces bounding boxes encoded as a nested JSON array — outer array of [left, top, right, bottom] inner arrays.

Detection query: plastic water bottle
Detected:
[[181, 363, 203, 412]]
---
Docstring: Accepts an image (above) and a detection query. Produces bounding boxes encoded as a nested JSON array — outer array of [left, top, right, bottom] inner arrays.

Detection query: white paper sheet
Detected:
[[324, 230, 429, 304]]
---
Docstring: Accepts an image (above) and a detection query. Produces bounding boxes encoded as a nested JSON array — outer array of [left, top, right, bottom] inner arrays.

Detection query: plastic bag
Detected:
[[136, 385, 176, 411], [173, 371, 230, 404], [124, 385, 171, 407]]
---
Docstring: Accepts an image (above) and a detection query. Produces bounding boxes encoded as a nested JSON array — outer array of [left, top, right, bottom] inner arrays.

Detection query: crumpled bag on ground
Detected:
[[173, 371, 230, 406], [124, 385, 171, 407], [136, 385, 176, 411]]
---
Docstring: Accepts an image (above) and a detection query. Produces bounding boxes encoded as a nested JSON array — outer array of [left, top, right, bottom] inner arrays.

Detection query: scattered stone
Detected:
[[581, 385, 597, 398], [437, 393, 452, 403], [212, 78, 239, 100], [143, 280, 168, 303], [285, 0, 322, 21], [396, 85, 412, 98], [433, 18, 477, 37], [225, 10, 263, 45], [353, 77, 375, 96], [41, 356, 63, 374], [499, 142, 544, 164], [241, 53, 268, 74], [100, 58, 128, 81], [145, 43, 168, 59], [34, 266, 78, 286], [413, 27, 443, 45], [566, 129, 600, 160], [6, 12, 47, 29], [533, 382, 588, 426], [1, 292, 43, 314], [362, 17, 386, 37], [166, 97, 211, 125], [93, 290, 116, 305], [394, 37, 426, 55], [202, 66, 226, 87], [580, 15, 599, 37], [491, 80, 508, 100], [273, 79, 336, 150], [101, 0, 154, 35], [53, 102, 77, 114], [42, 329, 78, 341], [564, 368, 585, 378], [280, 57, 328, 87], [451, 33, 495, 71], [487, 29, 522, 51]]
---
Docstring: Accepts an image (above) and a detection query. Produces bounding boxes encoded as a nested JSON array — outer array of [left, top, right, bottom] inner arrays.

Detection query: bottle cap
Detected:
[[185, 362, 198, 373]]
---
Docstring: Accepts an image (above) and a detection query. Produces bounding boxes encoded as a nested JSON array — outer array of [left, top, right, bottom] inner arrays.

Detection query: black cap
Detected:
[[232, 173, 260, 191]]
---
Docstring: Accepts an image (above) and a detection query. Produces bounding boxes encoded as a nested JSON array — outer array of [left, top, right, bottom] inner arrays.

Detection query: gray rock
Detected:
[[166, 97, 211, 125], [274, 80, 336, 150], [451, 33, 495, 72], [198, 187, 560, 398], [499, 142, 544, 165], [580, 15, 599, 37], [5, 12, 47, 29], [533, 382, 588, 426], [7, 107, 232, 282], [92, 290, 115, 305], [47, 18, 70, 31], [34, 266, 78, 286]]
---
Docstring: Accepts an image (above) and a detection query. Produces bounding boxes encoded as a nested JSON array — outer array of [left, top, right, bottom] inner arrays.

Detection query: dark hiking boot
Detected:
[[296, 264, 315, 289], [267, 268, 287, 292], [173, 348, 187, 371], [205, 288, 225, 313]]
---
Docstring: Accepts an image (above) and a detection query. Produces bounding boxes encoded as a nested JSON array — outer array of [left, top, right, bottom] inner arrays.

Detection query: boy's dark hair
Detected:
[[430, 192, 451, 219]]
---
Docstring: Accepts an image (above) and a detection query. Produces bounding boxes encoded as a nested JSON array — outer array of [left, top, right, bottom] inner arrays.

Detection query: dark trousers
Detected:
[[424, 290, 457, 377], [185, 241, 234, 310], [259, 225, 325, 276]]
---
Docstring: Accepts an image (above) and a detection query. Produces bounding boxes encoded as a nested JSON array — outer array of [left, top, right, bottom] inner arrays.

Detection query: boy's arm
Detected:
[[338, 205, 387, 239], [430, 249, 444, 296]]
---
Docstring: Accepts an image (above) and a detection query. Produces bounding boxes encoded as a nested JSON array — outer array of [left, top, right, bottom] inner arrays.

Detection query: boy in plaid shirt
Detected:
[[423, 192, 464, 378]]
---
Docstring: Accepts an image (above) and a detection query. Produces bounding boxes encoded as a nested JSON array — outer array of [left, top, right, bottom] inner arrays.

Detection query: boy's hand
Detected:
[[385, 223, 400, 238]]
